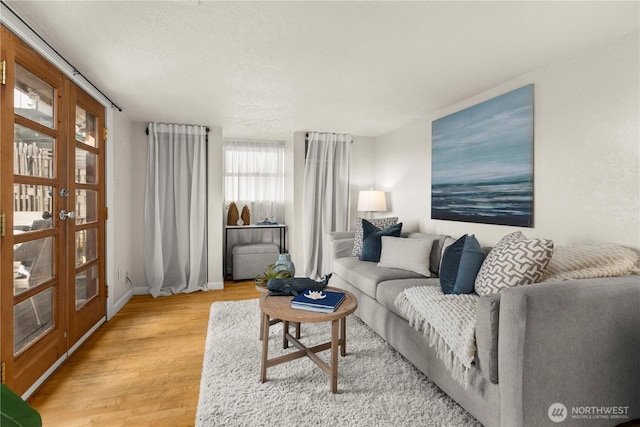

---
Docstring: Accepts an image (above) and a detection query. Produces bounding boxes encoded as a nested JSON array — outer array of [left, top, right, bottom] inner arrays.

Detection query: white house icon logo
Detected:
[[548, 403, 568, 423]]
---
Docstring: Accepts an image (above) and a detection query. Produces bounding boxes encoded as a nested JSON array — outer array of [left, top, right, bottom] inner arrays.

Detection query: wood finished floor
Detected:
[[27, 281, 260, 427]]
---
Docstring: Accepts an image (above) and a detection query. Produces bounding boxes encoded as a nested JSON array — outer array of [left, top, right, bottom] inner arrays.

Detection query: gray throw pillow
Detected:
[[378, 236, 434, 277]]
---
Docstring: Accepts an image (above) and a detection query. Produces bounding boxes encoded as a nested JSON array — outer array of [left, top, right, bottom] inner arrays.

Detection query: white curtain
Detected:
[[223, 140, 285, 274], [144, 122, 208, 297], [303, 132, 351, 279]]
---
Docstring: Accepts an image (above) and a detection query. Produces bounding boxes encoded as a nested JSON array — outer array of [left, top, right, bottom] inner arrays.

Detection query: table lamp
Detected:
[[357, 189, 387, 218]]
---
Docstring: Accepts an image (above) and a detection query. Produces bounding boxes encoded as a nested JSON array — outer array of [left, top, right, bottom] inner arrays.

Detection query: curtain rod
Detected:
[[1, 0, 123, 112], [306, 132, 349, 136], [305, 132, 353, 142], [145, 126, 210, 135]]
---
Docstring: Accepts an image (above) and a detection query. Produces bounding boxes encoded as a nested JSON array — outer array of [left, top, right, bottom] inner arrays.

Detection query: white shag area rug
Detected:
[[196, 299, 480, 427]]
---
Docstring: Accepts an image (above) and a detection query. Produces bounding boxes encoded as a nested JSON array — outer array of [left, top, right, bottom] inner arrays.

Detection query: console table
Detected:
[[224, 224, 287, 279]]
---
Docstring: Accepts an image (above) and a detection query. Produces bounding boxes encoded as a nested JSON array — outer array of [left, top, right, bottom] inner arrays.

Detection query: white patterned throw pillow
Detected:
[[474, 232, 554, 296], [351, 217, 399, 257]]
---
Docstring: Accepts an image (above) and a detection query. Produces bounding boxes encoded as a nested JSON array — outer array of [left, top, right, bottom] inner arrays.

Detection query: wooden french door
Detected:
[[1, 26, 106, 396]]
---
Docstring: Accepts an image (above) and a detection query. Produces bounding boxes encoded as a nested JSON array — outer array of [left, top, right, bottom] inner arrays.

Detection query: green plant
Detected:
[[255, 264, 292, 289]]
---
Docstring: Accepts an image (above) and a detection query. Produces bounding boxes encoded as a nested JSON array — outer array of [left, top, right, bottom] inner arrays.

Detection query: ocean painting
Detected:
[[431, 84, 534, 227]]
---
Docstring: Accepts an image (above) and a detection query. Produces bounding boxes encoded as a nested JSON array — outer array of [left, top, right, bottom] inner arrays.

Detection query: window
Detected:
[[223, 139, 285, 222]]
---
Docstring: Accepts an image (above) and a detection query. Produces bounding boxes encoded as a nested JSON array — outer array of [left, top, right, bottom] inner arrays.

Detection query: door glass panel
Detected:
[[75, 190, 97, 224], [14, 287, 55, 355], [13, 184, 54, 231], [75, 148, 97, 184], [14, 64, 55, 128], [14, 125, 55, 177], [76, 265, 98, 310], [75, 228, 97, 268], [13, 237, 54, 295], [75, 106, 97, 147]]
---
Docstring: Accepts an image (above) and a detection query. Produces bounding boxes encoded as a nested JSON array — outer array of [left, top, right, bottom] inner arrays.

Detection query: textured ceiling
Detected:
[[5, 1, 639, 139]]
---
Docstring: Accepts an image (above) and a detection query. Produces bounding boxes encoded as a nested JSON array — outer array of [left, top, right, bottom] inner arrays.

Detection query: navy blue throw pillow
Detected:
[[359, 220, 403, 262], [439, 234, 485, 294]]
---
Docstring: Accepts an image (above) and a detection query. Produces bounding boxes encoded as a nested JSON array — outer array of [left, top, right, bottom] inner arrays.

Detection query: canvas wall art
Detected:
[[431, 84, 534, 227]]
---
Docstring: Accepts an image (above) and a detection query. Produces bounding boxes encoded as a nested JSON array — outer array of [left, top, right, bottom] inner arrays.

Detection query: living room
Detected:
[[1, 1, 639, 426], [117, 2, 639, 307]]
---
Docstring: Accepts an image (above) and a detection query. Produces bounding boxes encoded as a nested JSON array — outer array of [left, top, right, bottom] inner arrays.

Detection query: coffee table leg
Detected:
[[283, 321, 290, 349], [340, 317, 347, 357], [331, 319, 339, 393], [261, 312, 269, 383]]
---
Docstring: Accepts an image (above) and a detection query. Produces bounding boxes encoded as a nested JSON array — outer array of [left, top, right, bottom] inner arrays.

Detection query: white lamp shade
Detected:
[[357, 190, 387, 212]]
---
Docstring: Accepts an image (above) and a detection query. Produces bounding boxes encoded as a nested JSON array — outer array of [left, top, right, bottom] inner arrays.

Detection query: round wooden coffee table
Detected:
[[259, 287, 358, 393]]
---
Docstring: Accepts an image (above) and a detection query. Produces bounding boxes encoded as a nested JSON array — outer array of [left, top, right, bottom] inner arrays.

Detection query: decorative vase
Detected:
[[273, 253, 295, 277], [241, 205, 251, 226], [227, 202, 239, 226]]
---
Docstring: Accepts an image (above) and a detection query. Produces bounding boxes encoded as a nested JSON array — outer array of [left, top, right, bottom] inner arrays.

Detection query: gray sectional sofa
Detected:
[[329, 231, 640, 427]]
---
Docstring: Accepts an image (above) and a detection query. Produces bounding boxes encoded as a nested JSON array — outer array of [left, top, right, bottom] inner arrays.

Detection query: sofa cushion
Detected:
[[474, 232, 554, 296], [378, 236, 433, 277], [360, 221, 403, 262], [376, 279, 439, 318], [475, 293, 501, 384], [406, 232, 452, 277], [351, 217, 398, 257], [333, 256, 426, 299], [439, 234, 485, 294]]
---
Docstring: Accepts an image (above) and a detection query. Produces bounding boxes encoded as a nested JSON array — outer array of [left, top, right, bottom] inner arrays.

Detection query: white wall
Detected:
[[375, 31, 640, 250], [289, 132, 306, 274], [109, 110, 135, 314], [375, 119, 431, 233], [127, 123, 148, 293], [348, 135, 377, 230], [207, 127, 224, 288]]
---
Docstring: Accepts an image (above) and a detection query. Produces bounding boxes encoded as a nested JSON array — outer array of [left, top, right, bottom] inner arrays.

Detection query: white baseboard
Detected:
[[134, 284, 223, 293], [133, 286, 150, 295], [109, 288, 133, 319], [68, 318, 106, 355], [208, 281, 224, 290], [21, 354, 67, 400], [22, 317, 106, 400]]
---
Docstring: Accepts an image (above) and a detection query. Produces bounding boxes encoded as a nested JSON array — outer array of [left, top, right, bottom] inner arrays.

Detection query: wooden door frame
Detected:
[[0, 24, 16, 389], [1, 24, 108, 396], [1, 25, 69, 393]]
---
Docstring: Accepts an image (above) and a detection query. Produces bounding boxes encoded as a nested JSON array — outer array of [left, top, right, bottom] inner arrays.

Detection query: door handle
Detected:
[[59, 210, 75, 221]]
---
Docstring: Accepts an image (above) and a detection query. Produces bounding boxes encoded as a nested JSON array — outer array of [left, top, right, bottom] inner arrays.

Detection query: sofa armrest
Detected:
[[498, 276, 640, 426], [328, 231, 356, 242], [328, 231, 355, 259], [327, 231, 355, 273], [475, 293, 501, 384]]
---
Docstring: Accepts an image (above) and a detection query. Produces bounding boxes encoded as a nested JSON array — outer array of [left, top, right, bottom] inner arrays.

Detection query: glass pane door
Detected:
[[67, 84, 106, 346], [12, 63, 60, 357], [2, 26, 106, 396], [1, 25, 69, 395], [14, 63, 55, 128]]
